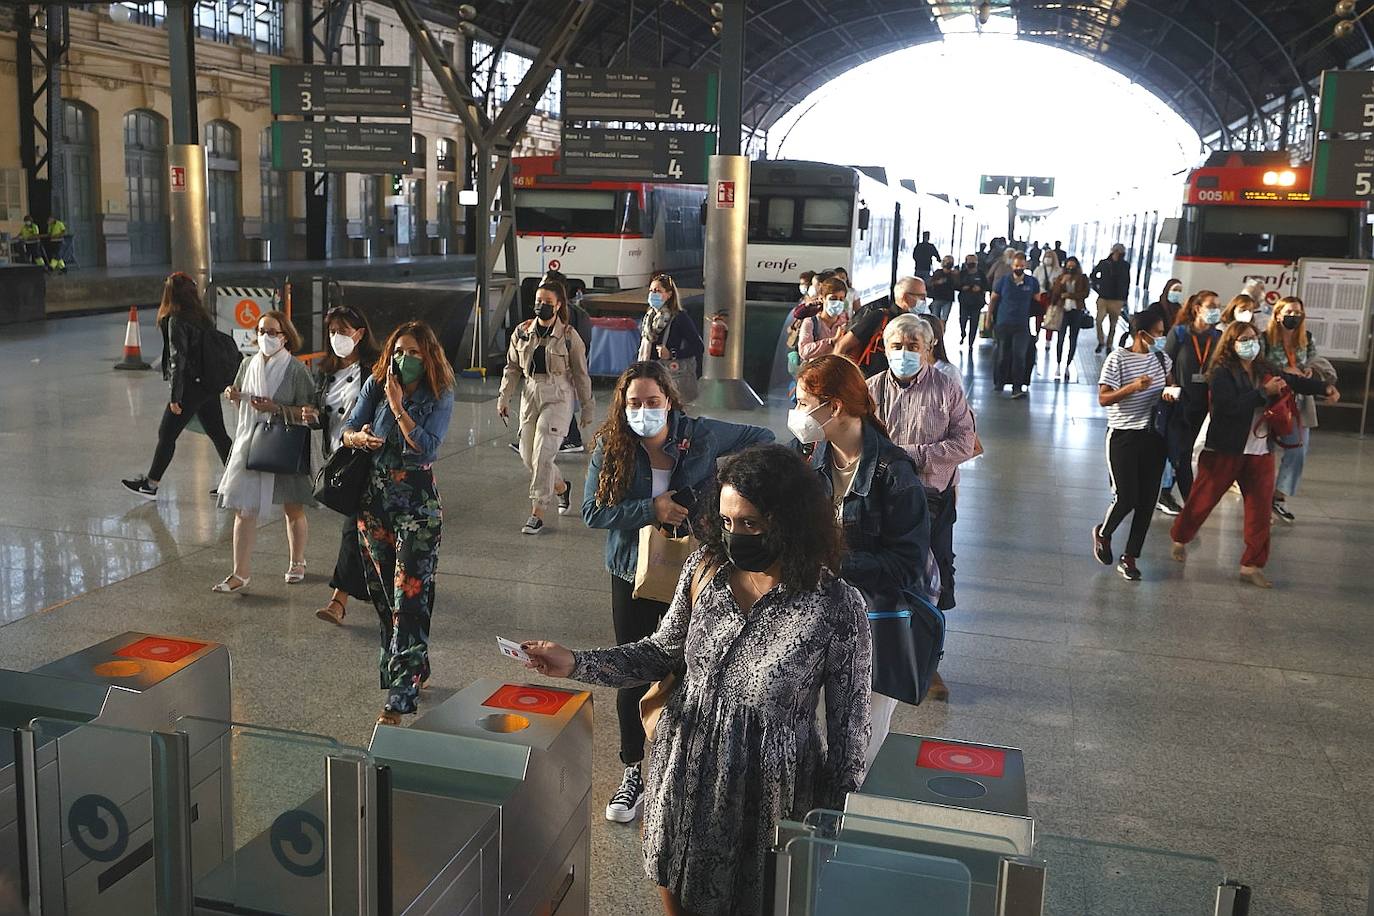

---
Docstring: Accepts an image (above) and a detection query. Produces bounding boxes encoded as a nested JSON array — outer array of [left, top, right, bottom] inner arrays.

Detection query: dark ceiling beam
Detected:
[[1221, 0, 1313, 119]]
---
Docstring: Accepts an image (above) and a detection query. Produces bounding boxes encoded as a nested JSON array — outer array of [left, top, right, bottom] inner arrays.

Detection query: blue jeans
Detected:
[[995, 323, 1031, 389], [932, 299, 954, 323], [1275, 427, 1309, 497]]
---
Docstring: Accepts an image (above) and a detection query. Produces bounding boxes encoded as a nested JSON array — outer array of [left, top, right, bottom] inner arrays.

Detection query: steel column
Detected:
[[166, 0, 198, 145], [698, 154, 761, 409], [15, 4, 68, 224], [166, 0, 211, 289], [716, 0, 745, 156]]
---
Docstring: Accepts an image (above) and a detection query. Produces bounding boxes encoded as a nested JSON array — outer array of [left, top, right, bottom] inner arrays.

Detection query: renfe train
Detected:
[[1066, 151, 1368, 305], [746, 159, 981, 304], [511, 155, 706, 299]]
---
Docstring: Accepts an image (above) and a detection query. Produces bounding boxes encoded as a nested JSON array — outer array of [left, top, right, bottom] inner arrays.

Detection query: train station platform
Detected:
[[32, 253, 477, 317], [0, 312, 1372, 914]]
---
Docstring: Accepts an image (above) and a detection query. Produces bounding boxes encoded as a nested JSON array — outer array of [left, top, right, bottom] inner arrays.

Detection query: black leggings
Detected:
[[331, 513, 371, 600], [1101, 427, 1168, 558], [610, 574, 670, 766], [148, 385, 233, 481], [926, 485, 958, 610], [1056, 321, 1082, 368]]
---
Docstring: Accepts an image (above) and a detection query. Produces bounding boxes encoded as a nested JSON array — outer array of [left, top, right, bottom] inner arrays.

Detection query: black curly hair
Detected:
[[699, 444, 844, 592]]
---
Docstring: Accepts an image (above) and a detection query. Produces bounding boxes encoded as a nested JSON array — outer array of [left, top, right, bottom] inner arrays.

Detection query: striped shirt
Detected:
[[1099, 348, 1171, 430]]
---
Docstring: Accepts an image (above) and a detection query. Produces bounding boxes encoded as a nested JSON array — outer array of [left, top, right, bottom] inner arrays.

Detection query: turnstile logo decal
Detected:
[[482, 683, 578, 716], [68, 794, 130, 863], [915, 740, 1006, 778], [115, 636, 209, 664], [270, 809, 328, 877]]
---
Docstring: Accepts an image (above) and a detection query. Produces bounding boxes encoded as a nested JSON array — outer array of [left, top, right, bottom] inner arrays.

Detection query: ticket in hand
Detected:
[[497, 637, 531, 663]]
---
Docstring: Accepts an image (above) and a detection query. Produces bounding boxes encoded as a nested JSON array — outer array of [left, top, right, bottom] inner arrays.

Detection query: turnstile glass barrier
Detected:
[[23, 717, 198, 915], [1036, 834, 1227, 916], [776, 809, 1018, 915], [174, 716, 379, 916]]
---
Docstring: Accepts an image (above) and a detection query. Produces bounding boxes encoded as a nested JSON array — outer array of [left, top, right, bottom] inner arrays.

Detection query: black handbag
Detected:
[[313, 445, 372, 515], [869, 595, 946, 706], [245, 415, 312, 475], [1150, 351, 1173, 438]]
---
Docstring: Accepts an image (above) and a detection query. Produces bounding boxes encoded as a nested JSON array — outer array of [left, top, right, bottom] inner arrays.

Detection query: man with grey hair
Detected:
[[868, 311, 978, 697], [836, 276, 926, 377]]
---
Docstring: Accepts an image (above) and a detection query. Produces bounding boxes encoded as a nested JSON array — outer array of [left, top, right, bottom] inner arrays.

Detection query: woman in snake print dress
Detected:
[[525, 444, 872, 916]]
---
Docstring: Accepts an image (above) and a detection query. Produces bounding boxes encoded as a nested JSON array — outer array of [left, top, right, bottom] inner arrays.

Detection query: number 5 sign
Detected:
[[715, 180, 735, 208]]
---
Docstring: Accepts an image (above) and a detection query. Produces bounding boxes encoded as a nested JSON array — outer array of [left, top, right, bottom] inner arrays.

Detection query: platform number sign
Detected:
[[1318, 70, 1374, 134], [1311, 138, 1374, 199]]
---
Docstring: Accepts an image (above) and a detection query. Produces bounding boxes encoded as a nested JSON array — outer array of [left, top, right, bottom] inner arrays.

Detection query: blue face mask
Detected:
[[1150, 335, 1167, 353], [625, 406, 668, 438], [1235, 339, 1261, 361], [887, 349, 923, 378], [647, 292, 666, 310], [1202, 307, 1222, 325], [1167, 289, 1183, 304], [824, 298, 846, 317]]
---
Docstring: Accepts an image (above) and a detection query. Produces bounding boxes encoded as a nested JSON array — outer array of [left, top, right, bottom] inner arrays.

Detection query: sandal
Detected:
[[284, 561, 307, 585], [211, 574, 250, 593], [315, 597, 346, 625]]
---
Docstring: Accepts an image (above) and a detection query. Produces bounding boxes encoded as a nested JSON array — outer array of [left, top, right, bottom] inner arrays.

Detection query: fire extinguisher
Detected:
[[708, 311, 728, 358]]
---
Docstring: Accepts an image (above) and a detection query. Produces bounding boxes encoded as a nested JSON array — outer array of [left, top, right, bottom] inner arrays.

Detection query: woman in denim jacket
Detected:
[[792, 354, 934, 769], [342, 320, 455, 724], [581, 361, 773, 824]]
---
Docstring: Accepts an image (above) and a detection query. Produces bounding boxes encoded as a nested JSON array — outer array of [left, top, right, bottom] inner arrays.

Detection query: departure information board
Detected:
[[560, 129, 715, 183], [270, 65, 411, 117], [563, 69, 718, 123], [271, 122, 411, 173]]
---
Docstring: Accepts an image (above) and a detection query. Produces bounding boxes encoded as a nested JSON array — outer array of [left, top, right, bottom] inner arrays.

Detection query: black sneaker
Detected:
[[121, 476, 158, 500], [558, 441, 584, 453], [521, 515, 544, 535], [1156, 492, 1183, 516], [605, 762, 644, 823], [1272, 500, 1296, 523], [1092, 525, 1113, 566], [556, 486, 572, 515], [1095, 345, 1104, 354], [1117, 555, 1142, 581], [1011, 386, 1027, 399]]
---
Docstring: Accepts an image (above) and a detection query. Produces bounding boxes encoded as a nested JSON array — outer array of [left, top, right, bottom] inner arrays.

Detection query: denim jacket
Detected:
[[582, 411, 774, 581], [800, 420, 932, 612], [345, 375, 455, 467]]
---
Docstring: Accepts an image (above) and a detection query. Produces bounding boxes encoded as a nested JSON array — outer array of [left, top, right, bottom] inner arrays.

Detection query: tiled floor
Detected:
[[1, 312, 1371, 914]]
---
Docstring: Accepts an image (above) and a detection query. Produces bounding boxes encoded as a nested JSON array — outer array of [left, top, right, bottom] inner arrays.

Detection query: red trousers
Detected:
[[1170, 450, 1276, 568]]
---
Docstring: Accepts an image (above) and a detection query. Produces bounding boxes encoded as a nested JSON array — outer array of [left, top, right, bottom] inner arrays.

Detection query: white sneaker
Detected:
[[605, 762, 644, 823]]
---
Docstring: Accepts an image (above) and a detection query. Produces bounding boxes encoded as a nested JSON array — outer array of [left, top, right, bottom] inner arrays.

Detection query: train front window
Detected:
[[764, 199, 795, 240], [747, 194, 853, 243], [1186, 205, 1358, 260], [515, 190, 641, 234]]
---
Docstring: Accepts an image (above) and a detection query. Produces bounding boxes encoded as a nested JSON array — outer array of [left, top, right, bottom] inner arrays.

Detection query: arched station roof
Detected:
[[432, 0, 1373, 148]]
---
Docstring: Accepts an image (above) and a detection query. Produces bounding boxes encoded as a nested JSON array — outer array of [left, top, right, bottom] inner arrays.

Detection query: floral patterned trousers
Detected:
[[357, 455, 442, 714]]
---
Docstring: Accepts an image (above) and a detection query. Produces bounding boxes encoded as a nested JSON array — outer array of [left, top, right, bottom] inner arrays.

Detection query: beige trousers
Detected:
[[519, 375, 573, 507], [1096, 298, 1124, 345]]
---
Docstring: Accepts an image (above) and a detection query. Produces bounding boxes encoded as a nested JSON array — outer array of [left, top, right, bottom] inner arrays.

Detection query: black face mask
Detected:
[[1013, 269, 1024, 278], [1281, 314, 1301, 330], [722, 531, 781, 573], [535, 303, 555, 321]]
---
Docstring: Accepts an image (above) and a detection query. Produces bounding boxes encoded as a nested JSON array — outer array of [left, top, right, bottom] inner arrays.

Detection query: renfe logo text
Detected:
[[536, 242, 578, 255], [755, 257, 799, 274]]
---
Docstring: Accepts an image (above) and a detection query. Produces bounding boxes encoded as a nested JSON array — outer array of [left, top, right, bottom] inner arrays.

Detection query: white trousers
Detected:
[[864, 691, 900, 772]]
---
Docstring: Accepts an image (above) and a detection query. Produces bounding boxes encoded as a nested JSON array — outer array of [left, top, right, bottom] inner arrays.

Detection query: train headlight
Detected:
[[1278, 170, 1297, 187], [1262, 170, 1279, 186]]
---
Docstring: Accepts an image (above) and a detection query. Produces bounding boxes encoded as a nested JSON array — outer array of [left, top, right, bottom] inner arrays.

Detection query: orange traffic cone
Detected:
[[113, 305, 152, 370]]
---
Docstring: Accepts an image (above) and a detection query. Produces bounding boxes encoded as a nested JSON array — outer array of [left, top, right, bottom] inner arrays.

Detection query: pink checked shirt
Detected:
[[867, 365, 977, 491]]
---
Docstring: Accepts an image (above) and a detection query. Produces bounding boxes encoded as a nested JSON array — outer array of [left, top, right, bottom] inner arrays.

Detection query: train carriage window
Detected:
[[1191, 205, 1356, 260], [802, 198, 850, 242], [765, 198, 795, 240]]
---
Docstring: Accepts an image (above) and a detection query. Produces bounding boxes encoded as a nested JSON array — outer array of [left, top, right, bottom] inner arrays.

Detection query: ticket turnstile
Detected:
[[371, 678, 593, 916], [0, 633, 231, 914]]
